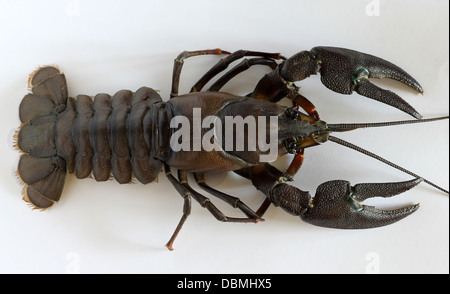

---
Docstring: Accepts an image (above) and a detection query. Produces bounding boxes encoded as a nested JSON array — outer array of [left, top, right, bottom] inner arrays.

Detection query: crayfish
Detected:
[[14, 47, 449, 250]]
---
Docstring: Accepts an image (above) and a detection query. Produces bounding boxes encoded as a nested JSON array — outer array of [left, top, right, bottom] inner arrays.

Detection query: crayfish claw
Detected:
[[309, 46, 423, 118], [300, 178, 422, 229]]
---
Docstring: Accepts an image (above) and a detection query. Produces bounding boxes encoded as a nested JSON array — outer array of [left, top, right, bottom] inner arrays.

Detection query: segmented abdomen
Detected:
[[71, 88, 163, 184], [16, 66, 163, 209]]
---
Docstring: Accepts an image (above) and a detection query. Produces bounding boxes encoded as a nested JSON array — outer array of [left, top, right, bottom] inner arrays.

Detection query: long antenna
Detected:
[[327, 116, 449, 132], [328, 135, 449, 194]]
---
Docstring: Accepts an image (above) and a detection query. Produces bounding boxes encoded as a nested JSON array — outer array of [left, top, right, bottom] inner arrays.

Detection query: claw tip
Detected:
[[413, 112, 423, 120], [417, 85, 424, 94]]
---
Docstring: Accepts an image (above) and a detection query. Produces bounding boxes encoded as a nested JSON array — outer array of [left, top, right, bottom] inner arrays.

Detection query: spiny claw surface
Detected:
[[310, 46, 423, 118], [300, 178, 422, 229]]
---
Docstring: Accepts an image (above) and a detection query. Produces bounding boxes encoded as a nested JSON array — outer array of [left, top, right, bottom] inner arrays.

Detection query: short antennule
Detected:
[[327, 116, 449, 132]]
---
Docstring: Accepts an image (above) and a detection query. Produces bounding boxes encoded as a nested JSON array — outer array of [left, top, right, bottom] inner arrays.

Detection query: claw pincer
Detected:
[[255, 46, 424, 118], [246, 164, 423, 229], [300, 178, 422, 229], [311, 47, 424, 119]]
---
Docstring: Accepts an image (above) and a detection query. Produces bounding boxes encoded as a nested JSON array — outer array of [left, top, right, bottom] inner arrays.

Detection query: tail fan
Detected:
[[15, 66, 69, 209]]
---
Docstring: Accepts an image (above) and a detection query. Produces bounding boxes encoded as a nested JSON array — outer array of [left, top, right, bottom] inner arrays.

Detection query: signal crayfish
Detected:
[[13, 47, 449, 250]]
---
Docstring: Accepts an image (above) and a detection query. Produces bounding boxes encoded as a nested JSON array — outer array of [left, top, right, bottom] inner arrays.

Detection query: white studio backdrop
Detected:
[[0, 0, 448, 274]]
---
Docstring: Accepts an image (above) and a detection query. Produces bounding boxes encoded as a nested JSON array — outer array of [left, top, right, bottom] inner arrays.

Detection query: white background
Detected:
[[0, 0, 448, 274]]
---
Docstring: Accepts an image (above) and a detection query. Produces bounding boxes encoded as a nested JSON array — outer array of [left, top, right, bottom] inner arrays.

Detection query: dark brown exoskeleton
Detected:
[[14, 47, 449, 250]]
